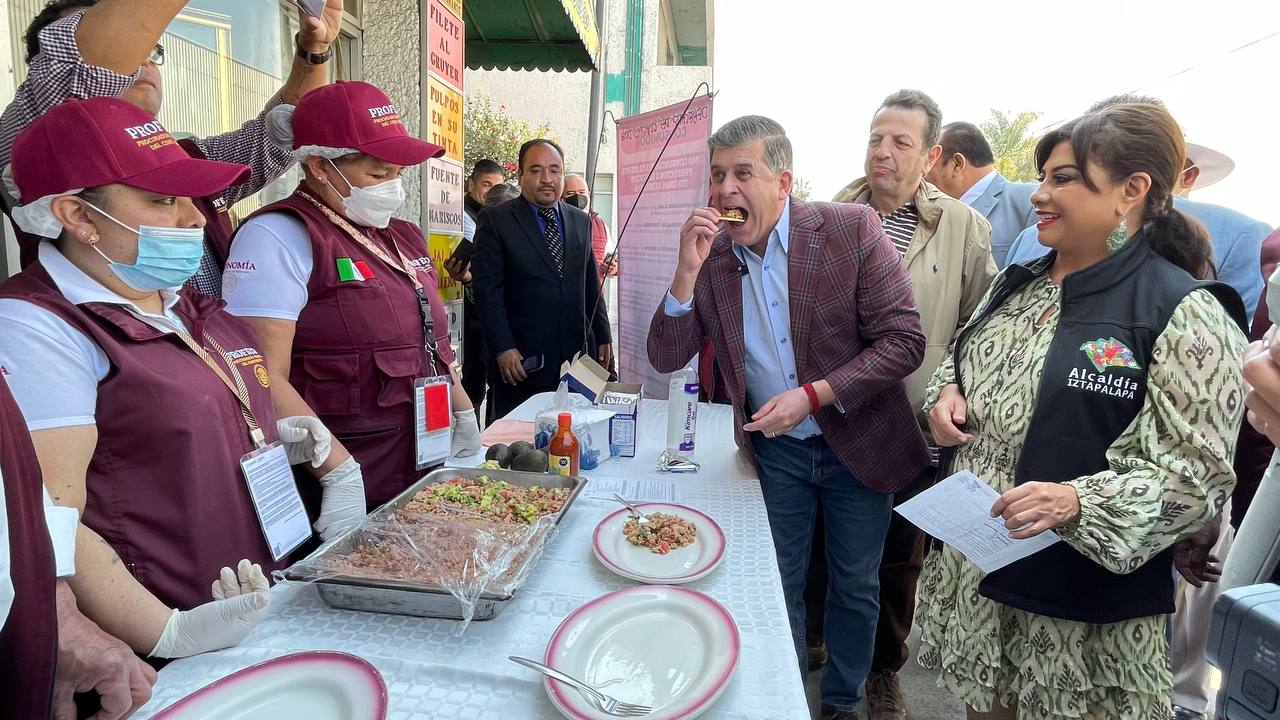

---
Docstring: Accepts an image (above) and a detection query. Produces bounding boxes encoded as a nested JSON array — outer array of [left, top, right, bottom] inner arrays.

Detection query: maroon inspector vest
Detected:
[[247, 188, 455, 507], [0, 264, 285, 611], [0, 376, 57, 718]]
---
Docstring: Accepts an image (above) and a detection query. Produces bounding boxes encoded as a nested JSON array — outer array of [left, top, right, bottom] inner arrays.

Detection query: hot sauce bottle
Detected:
[[547, 412, 580, 476]]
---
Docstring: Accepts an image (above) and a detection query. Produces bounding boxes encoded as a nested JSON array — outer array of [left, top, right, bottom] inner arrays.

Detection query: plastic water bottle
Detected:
[[665, 365, 699, 456]]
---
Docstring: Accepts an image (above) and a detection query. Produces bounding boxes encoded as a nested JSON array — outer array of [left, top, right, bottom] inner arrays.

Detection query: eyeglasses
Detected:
[[149, 43, 166, 67]]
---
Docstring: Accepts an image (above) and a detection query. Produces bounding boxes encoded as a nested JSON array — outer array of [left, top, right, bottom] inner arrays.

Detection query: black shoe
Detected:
[[1171, 706, 1206, 720], [807, 641, 828, 671], [820, 703, 861, 720]]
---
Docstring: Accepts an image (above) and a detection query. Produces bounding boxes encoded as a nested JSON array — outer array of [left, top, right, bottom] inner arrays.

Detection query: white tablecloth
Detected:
[[139, 397, 808, 719]]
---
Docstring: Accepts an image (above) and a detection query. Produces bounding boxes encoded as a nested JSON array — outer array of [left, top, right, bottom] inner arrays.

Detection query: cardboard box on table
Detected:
[[555, 355, 643, 460]]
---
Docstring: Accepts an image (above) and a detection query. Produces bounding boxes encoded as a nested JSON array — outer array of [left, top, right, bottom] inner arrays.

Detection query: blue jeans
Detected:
[[752, 432, 893, 711]]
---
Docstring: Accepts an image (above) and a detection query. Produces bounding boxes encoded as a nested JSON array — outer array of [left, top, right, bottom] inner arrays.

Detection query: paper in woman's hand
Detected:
[[895, 470, 1061, 573]]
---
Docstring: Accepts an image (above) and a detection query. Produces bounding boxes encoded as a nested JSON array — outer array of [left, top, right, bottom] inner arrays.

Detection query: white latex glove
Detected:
[[314, 456, 366, 541], [277, 415, 333, 468], [148, 559, 270, 659], [451, 409, 482, 457]]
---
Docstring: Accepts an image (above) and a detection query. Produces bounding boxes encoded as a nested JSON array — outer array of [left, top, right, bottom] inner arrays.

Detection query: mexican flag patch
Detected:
[[336, 258, 375, 282]]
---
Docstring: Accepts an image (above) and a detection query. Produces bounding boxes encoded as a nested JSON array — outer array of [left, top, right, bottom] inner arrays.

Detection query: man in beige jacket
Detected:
[[807, 89, 996, 720]]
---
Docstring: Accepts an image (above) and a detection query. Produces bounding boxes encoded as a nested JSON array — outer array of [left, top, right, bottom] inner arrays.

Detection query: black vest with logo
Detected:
[[941, 233, 1246, 624]]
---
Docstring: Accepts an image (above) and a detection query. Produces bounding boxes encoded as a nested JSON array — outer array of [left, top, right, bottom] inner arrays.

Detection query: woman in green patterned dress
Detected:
[[917, 102, 1248, 720]]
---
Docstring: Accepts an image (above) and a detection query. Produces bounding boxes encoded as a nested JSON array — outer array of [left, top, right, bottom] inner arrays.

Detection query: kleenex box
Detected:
[[598, 383, 642, 458], [534, 406, 614, 471]]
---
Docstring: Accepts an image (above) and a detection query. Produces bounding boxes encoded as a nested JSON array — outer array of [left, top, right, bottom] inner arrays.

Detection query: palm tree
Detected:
[[980, 110, 1042, 182]]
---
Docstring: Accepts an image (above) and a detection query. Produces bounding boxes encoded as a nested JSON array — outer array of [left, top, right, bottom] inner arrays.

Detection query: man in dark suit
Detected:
[[926, 121, 1037, 268], [647, 116, 928, 720], [472, 139, 612, 418]]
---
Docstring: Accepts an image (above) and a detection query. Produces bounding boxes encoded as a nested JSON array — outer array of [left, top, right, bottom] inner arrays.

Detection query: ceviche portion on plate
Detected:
[[623, 512, 698, 555], [594, 503, 726, 584]]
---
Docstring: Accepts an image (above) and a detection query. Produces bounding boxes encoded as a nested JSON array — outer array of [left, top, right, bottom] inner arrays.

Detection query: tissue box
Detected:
[[559, 354, 611, 402], [534, 406, 614, 471], [598, 383, 642, 458]]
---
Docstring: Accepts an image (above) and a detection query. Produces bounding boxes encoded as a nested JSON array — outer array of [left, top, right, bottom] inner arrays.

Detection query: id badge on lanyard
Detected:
[[415, 375, 452, 469], [239, 442, 311, 560], [172, 329, 312, 560]]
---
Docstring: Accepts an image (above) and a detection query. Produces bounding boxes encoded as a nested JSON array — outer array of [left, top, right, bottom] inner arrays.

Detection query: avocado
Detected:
[[508, 441, 535, 458], [509, 449, 549, 473], [485, 444, 512, 468]]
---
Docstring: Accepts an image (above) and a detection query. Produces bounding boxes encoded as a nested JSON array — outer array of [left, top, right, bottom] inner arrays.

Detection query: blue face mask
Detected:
[[83, 202, 205, 292]]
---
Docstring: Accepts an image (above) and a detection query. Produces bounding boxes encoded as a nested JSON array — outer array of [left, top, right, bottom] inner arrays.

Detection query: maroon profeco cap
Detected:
[[10, 97, 250, 204], [293, 81, 446, 166]]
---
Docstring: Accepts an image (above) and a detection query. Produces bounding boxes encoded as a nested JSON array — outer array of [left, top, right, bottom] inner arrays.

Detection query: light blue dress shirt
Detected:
[[1004, 224, 1049, 266], [1003, 198, 1270, 318], [664, 199, 821, 439], [958, 169, 998, 206]]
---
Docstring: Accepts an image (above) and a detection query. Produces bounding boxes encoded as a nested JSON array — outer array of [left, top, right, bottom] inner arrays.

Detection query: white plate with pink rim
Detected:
[[152, 650, 387, 720], [542, 585, 741, 720], [592, 502, 726, 584]]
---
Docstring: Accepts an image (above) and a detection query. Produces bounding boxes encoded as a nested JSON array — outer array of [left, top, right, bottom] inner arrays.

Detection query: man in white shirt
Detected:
[[925, 121, 1037, 268]]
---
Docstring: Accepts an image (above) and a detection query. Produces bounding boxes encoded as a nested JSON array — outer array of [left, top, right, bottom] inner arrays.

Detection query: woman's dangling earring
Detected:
[[1106, 216, 1129, 254]]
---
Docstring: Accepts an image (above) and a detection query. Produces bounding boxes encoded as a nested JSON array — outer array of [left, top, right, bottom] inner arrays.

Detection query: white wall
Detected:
[[464, 0, 628, 177], [639, 0, 711, 114], [461, 67, 596, 173], [465, 0, 713, 184]]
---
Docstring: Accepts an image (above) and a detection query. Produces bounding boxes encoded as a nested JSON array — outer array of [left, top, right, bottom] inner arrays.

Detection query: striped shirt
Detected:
[[877, 199, 937, 463], [880, 202, 919, 257]]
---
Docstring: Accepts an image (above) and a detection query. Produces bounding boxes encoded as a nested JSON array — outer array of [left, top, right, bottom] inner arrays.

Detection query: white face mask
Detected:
[[328, 159, 405, 228]]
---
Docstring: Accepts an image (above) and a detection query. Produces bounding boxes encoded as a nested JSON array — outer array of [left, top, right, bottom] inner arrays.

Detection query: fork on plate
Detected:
[[508, 656, 652, 717], [611, 494, 652, 527]]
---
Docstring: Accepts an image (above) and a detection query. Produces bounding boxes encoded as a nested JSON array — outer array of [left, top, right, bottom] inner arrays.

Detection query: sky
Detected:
[[712, 0, 1280, 226]]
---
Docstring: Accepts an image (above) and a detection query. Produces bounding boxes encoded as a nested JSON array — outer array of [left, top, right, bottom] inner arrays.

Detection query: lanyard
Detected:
[[299, 191, 443, 368], [300, 190, 424, 290], [171, 328, 267, 448]]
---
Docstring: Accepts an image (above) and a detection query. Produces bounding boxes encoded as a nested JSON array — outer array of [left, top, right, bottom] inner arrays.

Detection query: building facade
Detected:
[[464, 0, 713, 236]]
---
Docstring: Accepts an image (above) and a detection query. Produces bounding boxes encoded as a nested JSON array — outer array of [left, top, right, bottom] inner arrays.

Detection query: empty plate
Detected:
[[153, 651, 387, 719], [542, 585, 740, 720]]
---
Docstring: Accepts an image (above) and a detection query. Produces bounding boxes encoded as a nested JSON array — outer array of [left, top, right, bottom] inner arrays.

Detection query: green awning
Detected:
[[464, 0, 600, 72]]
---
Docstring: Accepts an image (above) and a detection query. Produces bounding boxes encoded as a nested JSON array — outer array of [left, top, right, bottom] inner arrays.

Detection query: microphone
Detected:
[[736, 263, 749, 277]]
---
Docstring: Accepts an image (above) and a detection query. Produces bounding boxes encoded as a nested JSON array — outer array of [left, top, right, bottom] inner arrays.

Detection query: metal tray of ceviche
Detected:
[[283, 466, 586, 620]]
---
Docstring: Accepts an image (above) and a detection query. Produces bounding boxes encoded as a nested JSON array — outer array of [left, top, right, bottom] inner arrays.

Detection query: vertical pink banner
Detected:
[[615, 95, 713, 398]]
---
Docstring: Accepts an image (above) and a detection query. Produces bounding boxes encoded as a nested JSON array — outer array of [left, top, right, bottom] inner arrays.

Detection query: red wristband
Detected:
[[802, 383, 821, 413]]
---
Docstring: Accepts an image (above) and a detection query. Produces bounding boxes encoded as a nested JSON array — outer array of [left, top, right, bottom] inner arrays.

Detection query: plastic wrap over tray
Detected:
[[280, 467, 586, 630]]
